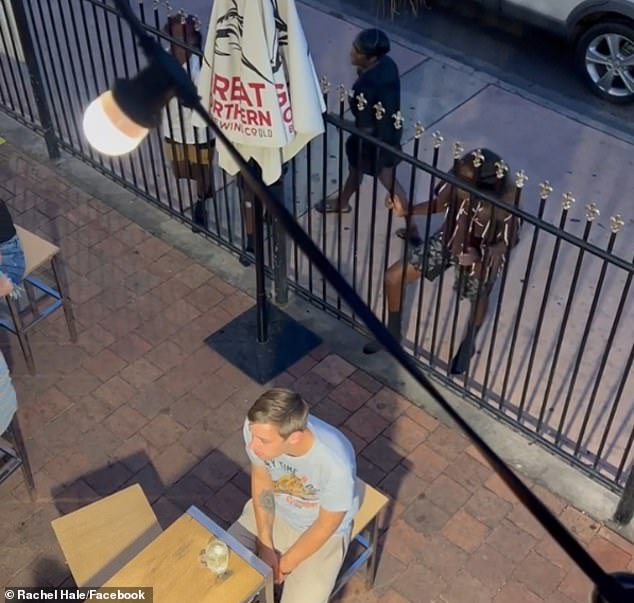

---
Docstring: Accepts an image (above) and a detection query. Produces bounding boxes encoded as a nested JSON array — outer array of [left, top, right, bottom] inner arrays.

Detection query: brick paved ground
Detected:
[[0, 141, 633, 602]]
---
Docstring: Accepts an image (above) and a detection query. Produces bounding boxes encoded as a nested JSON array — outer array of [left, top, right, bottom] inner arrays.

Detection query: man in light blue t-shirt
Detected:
[[228, 388, 359, 603]]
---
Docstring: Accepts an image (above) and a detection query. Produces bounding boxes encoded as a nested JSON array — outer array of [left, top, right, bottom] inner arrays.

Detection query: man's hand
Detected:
[[276, 554, 296, 584], [276, 508, 345, 583]]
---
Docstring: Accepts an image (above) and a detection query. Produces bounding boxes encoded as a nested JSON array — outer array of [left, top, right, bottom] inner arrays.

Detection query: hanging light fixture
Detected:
[[81, 0, 196, 157]]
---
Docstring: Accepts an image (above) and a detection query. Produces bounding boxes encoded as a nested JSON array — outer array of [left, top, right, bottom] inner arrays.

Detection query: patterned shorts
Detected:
[[407, 231, 494, 301]]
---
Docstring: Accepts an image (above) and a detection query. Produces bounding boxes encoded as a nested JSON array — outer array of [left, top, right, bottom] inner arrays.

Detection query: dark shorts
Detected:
[[345, 135, 400, 177], [407, 231, 495, 301]]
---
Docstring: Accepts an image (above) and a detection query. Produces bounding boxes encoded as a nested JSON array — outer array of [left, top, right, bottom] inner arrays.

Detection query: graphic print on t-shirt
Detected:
[[265, 459, 319, 510]]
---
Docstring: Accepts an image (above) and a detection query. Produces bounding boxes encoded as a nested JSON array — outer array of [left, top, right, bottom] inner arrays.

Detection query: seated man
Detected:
[[229, 388, 358, 603]]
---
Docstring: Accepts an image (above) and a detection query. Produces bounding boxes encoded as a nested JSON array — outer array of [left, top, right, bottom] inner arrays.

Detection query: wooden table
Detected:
[[104, 507, 274, 603]]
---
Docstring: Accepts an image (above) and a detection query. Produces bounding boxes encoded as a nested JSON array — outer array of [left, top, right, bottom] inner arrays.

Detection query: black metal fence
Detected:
[[1, 0, 633, 503]]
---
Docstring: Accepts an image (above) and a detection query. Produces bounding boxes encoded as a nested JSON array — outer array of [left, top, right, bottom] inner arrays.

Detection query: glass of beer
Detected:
[[200, 538, 230, 577]]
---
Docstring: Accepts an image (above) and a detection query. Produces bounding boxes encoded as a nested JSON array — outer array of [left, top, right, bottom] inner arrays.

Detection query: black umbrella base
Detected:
[[206, 304, 322, 384]]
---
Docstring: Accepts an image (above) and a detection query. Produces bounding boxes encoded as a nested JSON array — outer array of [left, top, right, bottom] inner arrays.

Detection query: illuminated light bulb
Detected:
[[83, 62, 175, 156], [82, 90, 149, 156]]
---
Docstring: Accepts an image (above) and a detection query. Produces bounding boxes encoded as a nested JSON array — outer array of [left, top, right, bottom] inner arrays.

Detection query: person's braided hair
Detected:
[[353, 28, 391, 59]]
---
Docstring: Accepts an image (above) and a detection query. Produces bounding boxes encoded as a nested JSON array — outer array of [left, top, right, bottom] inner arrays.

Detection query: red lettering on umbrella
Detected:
[[210, 74, 291, 135], [212, 74, 265, 106]]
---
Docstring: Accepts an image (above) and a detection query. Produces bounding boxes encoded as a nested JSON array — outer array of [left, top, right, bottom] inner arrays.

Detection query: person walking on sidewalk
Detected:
[[315, 28, 420, 243], [229, 388, 359, 603], [363, 149, 521, 375]]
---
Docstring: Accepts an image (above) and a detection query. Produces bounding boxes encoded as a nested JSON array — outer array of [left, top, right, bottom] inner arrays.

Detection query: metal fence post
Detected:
[[271, 174, 288, 306], [614, 466, 634, 525], [253, 192, 268, 344], [9, 0, 59, 159]]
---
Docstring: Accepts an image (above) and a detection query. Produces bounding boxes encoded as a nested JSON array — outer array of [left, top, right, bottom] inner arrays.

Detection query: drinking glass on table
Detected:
[[200, 538, 230, 577]]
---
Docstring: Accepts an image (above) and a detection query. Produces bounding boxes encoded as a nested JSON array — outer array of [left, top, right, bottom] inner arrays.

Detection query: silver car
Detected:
[[483, 0, 634, 103]]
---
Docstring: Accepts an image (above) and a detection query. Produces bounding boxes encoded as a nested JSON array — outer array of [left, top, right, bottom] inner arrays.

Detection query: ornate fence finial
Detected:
[[337, 84, 347, 103], [453, 141, 464, 160], [515, 169, 527, 188], [193, 15, 201, 31], [165, 0, 172, 14], [585, 204, 600, 222], [392, 111, 404, 130], [320, 77, 331, 95], [178, 8, 186, 24], [539, 181, 553, 200], [472, 149, 485, 168], [562, 192, 575, 210], [414, 122, 425, 139], [373, 102, 386, 120], [494, 160, 508, 180], [356, 92, 367, 112], [152, 0, 160, 8], [432, 130, 444, 149], [610, 215, 625, 233]]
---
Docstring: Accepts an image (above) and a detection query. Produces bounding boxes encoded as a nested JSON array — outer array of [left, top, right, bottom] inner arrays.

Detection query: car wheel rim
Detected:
[[585, 33, 634, 98]]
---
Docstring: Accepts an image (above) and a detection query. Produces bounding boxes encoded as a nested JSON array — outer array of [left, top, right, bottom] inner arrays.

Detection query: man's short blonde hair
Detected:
[[247, 388, 309, 439]]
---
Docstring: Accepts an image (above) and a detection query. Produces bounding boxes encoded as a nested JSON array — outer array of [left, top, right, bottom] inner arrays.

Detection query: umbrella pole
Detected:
[[253, 192, 269, 343]]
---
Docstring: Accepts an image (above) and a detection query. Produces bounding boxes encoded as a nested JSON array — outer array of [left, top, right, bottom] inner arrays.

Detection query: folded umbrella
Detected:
[[194, 0, 325, 185]]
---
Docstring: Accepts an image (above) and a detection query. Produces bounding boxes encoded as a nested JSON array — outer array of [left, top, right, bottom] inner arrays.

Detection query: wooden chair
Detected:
[[0, 226, 77, 374], [330, 480, 388, 599], [51, 483, 163, 587]]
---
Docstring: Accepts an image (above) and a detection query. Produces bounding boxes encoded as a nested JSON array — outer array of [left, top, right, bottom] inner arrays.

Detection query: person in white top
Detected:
[[162, 13, 215, 232], [228, 388, 358, 603]]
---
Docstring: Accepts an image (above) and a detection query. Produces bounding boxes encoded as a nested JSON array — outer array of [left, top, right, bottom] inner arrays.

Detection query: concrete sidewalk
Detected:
[[0, 121, 633, 603]]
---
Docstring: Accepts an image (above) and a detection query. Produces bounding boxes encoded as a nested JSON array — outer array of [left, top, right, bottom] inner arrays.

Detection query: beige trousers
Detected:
[[228, 500, 349, 603]]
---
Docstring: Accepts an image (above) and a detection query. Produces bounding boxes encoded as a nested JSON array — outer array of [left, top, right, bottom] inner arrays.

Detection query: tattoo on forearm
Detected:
[[259, 490, 275, 513]]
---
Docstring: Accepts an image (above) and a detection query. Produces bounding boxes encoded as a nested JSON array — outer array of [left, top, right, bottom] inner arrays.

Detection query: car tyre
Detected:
[[574, 20, 634, 104]]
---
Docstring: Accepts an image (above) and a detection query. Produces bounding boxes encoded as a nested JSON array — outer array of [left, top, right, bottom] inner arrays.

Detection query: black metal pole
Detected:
[[614, 466, 634, 525], [9, 0, 59, 159], [271, 175, 288, 306], [253, 191, 268, 343]]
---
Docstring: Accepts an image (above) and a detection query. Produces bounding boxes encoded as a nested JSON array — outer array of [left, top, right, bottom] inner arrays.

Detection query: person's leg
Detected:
[[450, 280, 491, 375], [317, 135, 365, 213], [316, 167, 362, 213], [339, 167, 363, 209], [192, 161, 212, 232], [279, 533, 348, 603], [235, 172, 257, 266], [363, 260, 420, 355], [227, 500, 283, 603]]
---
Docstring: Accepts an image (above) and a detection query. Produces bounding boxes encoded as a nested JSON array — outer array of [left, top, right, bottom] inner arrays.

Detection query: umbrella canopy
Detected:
[[194, 0, 325, 185]]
